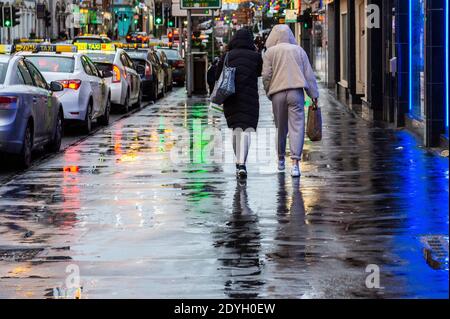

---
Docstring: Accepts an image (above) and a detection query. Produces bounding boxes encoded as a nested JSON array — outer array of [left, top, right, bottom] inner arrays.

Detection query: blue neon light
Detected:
[[409, 0, 413, 112]]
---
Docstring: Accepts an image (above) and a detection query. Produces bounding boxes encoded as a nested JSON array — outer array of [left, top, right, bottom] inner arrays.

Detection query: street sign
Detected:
[[181, 0, 221, 10], [285, 9, 298, 23], [173, 0, 219, 17], [36, 4, 46, 19]]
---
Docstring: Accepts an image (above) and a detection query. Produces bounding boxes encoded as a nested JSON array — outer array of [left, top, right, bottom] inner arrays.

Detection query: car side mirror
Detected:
[[50, 81, 64, 92]]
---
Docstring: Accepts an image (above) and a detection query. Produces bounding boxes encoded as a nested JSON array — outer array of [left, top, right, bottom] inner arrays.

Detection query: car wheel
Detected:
[[45, 109, 63, 153], [82, 102, 93, 134], [19, 124, 33, 168], [158, 83, 164, 99], [133, 90, 142, 109], [98, 96, 111, 126], [150, 82, 158, 102], [122, 92, 130, 113]]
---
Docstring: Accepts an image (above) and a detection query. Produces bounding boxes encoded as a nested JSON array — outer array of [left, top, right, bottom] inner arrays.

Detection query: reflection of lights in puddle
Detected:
[[117, 153, 138, 163], [63, 166, 80, 173], [10, 265, 31, 276]]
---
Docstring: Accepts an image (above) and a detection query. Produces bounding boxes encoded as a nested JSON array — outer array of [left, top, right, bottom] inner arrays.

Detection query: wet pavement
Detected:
[[0, 84, 448, 299], [0, 105, 151, 184]]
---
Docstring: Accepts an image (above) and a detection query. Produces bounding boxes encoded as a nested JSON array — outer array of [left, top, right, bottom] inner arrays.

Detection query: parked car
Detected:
[[126, 32, 150, 44], [155, 49, 173, 92], [0, 55, 64, 167], [158, 47, 185, 86], [124, 48, 164, 101], [83, 48, 141, 113], [17, 46, 111, 133]]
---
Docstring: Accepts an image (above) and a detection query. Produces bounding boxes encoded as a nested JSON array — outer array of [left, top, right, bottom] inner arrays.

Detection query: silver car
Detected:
[[0, 55, 64, 168]]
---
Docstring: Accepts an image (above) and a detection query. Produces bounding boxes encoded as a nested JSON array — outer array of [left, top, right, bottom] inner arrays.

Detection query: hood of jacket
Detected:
[[228, 29, 255, 51], [265, 24, 297, 49]]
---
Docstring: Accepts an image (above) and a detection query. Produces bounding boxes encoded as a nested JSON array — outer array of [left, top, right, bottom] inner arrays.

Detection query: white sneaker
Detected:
[[278, 159, 286, 171], [291, 165, 301, 178]]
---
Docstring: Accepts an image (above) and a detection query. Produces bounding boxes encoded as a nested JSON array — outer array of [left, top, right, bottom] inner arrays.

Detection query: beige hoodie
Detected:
[[262, 25, 319, 99]]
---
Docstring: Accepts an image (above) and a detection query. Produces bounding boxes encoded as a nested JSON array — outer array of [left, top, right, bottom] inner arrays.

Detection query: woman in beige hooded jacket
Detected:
[[262, 24, 319, 178]]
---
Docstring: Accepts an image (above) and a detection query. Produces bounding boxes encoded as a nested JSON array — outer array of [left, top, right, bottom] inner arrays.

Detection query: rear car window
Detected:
[[125, 51, 147, 60], [95, 62, 113, 73], [161, 49, 180, 60], [0, 62, 7, 84], [85, 53, 115, 63], [24, 56, 75, 73], [131, 59, 146, 75]]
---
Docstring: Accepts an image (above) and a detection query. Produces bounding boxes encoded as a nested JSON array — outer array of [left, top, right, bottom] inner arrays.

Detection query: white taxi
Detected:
[[75, 42, 141, 113], [15, 44, 111, 134]]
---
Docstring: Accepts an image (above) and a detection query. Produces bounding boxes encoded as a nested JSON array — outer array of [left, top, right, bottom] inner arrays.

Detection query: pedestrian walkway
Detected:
[[0, 83, 448, 298]]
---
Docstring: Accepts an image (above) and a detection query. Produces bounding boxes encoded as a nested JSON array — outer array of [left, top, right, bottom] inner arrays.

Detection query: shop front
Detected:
[[405, 0, 448, 146]]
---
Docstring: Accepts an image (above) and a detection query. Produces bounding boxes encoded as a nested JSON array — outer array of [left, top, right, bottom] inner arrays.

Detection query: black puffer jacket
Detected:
[[216, 30, 263, 130]]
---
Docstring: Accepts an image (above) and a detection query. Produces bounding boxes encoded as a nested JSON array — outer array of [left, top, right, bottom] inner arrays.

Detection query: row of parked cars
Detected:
[[0, 37, 186, 168]]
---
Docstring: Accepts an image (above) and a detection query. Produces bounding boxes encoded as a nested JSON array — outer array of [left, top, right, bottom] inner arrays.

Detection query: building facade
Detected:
[[297, 0, 449, 148]]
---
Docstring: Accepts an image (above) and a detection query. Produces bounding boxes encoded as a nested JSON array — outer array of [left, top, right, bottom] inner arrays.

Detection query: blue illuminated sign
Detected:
[[446, 0, 449, 130]]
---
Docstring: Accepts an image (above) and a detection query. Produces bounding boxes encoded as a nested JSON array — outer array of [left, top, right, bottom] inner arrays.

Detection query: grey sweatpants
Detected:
[[271, 89, 305, 160]]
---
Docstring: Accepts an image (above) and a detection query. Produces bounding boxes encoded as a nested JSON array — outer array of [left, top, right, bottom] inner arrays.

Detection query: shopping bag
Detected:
[[210, 53, 235, 105], [306, 103, 322, 141]]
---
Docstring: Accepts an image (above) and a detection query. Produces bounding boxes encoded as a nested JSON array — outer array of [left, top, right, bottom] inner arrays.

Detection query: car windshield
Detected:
[[85, 53, 115, 63], [160, 49, 180, 60], [0, 62, 7, 84], [25, 56, 75, 73]]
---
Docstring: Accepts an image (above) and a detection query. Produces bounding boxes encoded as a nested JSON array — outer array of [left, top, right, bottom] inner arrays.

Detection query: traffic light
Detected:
[[167, 18, 174, 28], [3, 5, 11, 28], [45, 10, 51, 28], [0, 3, 3, 28], [155, 2, 163, 25], [298, 8, 313, 29], [12, 6, 20, 26]]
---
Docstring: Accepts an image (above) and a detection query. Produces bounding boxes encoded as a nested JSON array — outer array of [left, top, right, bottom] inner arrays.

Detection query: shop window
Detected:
[[409, 0, 425, 121]]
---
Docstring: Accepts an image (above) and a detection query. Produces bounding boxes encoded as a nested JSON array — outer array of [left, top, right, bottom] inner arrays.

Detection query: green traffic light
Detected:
[[156, 17, 162, 24], [5, 20, 11, 27], [168, 21, 174, 27], [134, 19, 138, 24]]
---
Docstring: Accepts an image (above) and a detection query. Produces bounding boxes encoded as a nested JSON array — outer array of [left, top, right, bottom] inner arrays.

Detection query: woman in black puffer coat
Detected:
[[216, 29, 263, 179]]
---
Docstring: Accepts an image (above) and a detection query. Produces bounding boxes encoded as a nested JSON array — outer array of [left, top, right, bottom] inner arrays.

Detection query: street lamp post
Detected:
[[111, 0, 115, 39], [186, 9, 192, 97]]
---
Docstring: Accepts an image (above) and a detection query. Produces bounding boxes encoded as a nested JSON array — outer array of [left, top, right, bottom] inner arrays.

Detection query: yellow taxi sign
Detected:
[[18, 38, 46, 43], [0, 44, 12, 54], [74, 42, 115, 51], [149, 41, 168, 47], [13, 44, 77, 53], [117, 43, 149, 49]]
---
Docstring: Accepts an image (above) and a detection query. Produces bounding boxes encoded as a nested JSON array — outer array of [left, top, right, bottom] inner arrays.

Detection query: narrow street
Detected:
[[0, 84, 448, 299]]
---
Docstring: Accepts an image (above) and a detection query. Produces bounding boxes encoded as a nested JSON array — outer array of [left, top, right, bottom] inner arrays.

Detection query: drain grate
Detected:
[[420, 235, 449, 270], [0, 247, 44, 262]]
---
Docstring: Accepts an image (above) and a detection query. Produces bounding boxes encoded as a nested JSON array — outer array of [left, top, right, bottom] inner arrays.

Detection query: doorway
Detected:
[[355, 0, 367, 96]]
